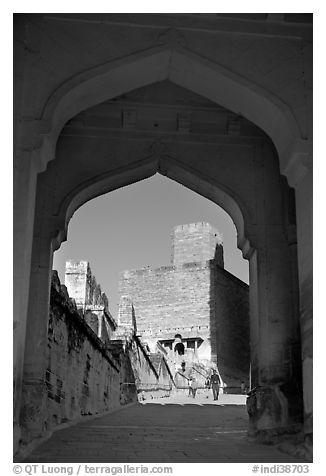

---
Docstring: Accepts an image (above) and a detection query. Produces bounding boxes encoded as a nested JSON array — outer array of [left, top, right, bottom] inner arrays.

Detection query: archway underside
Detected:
[[41, 47, 304, 182]]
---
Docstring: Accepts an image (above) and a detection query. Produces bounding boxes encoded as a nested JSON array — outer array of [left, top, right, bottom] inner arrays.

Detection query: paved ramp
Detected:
[[23, 394, 306, 463]]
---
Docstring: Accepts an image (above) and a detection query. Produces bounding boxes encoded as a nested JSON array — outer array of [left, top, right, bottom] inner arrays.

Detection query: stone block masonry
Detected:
[[212, 268, 250, 381], [65, 260, 117, 342], [65, 260, 109, 310], [171, 222, 224, 267], [14, 15, 311, 456], [119, 261, 213, 356], [115, 296, 174, 402], [45, 271, 121, 430], [119, 222, 249, 383], [33, 270, 175, 440], [118, 337, 173, 403]]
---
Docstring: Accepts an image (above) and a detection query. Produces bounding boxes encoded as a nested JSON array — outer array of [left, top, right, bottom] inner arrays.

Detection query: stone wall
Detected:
[[14, 15, 312, 456], [119, 261, 214, 358], [212, 267, 250, 384], [43, 271, 174, 435], [115, 297, 174, 402], [45, 272, 121, 430], [65, 261, 117, 342], [119, 223, 249, 382], [119, 224, 220, 347], [171, 222, 224, 267], [65, 260, 109, 310], [126, 338, 173, 401]]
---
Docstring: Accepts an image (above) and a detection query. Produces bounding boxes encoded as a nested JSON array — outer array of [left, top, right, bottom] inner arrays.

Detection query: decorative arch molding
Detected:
[[51, 151, 253, 260], [39, 45, 307, 185]]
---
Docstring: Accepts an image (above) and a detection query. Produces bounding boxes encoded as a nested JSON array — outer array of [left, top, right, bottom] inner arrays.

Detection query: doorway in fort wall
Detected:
[[53, 174, 251, 396], [23, 130, 303, 443], [20, 50, 304, 444]]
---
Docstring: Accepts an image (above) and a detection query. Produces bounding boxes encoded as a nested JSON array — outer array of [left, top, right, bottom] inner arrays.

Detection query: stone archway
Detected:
[[21, 97, 302, 444], [13, 16, 313, 458], [39, 45, 304, 175], [16, 44, 306, 449], [55, 153, 250, 256]]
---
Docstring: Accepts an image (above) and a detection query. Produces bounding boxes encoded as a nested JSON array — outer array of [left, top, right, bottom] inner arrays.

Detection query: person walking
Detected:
[[210, 369, 221, 401], [188, 377, 193, 397], [204, 375, 210, 398], [190, 376, 198, 398]]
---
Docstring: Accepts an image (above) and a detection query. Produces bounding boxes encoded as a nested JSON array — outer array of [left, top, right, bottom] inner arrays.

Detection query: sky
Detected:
[[53, 174, 249, 318]]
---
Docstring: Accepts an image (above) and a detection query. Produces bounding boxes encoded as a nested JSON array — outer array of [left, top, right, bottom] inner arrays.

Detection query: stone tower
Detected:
[[64, 260, 116, 341], [64, 260, 108, 310], [64, 260, 90, 307], [171, 222, 224, 267], [119, 222, 249, 377]]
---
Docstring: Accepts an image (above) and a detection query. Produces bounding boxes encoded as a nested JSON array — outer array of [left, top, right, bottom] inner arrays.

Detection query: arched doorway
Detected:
[[40, 45, 304, 172], [20, 77, 303, 445], [14, 29, 308, 451]]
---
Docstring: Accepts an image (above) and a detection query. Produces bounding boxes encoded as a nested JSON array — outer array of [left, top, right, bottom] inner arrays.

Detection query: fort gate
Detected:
[[14, 14, 312, 453]]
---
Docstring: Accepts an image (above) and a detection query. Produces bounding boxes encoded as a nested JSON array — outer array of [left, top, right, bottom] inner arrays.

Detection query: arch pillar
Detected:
[[295, 169, 313, 442], [19, 175, 56, 443], [283, 145, 312, 448], [20, 235, 53, 442], [247, 225, 303, 437], [13, 146, 48, 450]]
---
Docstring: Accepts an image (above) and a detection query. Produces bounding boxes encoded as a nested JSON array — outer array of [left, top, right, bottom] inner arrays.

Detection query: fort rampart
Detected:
[[21, 270, 174, 445]]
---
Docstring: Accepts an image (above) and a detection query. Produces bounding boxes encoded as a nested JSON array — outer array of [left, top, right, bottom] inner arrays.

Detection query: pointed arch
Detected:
[[40, 45, 303, 178], [52, 154, 252, 260]]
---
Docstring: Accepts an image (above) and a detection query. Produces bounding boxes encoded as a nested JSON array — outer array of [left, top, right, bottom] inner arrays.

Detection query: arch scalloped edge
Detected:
[[51, 153, 254, 260]]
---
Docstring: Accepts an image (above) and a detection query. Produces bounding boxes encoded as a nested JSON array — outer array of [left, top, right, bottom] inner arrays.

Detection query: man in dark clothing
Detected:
[[190, 376, 198, 398], [210, 369, 221, 400]]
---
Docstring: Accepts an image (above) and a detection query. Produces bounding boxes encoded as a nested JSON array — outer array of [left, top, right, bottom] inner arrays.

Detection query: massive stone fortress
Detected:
[[119, 222, 250, 381]]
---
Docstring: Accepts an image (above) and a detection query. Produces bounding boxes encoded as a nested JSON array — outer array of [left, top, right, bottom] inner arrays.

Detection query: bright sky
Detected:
[[53, 174, 249, 318]]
